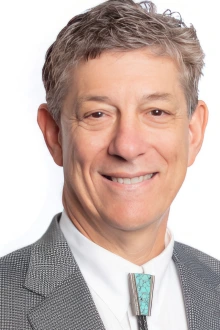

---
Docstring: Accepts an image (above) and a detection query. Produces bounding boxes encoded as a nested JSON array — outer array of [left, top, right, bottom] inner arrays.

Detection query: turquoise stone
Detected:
[[134, 273, 152, 315]]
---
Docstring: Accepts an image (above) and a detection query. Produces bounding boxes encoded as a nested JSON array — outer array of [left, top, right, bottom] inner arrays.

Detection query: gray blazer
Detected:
[[0, 213, 219, 330]]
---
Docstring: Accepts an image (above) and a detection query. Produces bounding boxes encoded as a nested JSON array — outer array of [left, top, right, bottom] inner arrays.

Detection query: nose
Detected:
[[108, 115, 147, 161]]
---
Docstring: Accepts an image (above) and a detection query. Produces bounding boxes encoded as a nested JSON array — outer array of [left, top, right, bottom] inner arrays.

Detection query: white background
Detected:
[[0, 0, 219, 258]]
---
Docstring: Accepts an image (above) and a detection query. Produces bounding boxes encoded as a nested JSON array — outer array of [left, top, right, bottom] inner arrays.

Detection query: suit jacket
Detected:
[[0, 213, 219, 330]]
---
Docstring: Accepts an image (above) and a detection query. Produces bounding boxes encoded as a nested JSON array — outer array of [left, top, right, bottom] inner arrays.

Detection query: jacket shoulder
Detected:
[[174, 241, 220, 287], [0, 244, 32, 282], [0, 213, 62, 280]]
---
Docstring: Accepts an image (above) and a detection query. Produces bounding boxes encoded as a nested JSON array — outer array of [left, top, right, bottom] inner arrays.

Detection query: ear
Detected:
[[37, 104, 63, 167], [188, 100, 208, 167]]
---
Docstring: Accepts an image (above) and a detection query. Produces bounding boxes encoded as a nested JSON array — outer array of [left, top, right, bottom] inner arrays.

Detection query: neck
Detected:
[[63, 192, 169, 266]]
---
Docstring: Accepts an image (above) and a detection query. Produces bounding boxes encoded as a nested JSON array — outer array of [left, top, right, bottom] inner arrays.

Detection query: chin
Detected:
[[101, 210, 162, 232]]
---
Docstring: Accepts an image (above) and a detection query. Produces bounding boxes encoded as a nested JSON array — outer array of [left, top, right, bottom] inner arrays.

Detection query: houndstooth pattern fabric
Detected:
[[0, 213, 220, 330], [173, 242, 220, 329]]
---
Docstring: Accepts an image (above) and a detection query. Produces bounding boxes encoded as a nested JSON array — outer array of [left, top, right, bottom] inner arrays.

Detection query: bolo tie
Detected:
[[129, 273, 155, 330]]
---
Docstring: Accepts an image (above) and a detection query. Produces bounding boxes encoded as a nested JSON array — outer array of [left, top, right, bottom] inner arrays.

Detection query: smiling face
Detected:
[[39, 48, 207, 246], [57, 48, 198, 233]]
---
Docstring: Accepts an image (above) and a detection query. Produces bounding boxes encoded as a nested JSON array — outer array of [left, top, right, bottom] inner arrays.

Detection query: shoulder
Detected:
[[0, 244, 32, 284], [0, 215, 64, 328], [0, 244, 33, 273], [174, 241, 220, 269], [0, 213, 62, 281], [174, 241, 220, 285]]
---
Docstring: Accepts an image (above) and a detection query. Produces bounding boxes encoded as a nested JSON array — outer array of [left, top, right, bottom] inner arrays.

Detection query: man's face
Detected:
[[59, 49, 201, 232]]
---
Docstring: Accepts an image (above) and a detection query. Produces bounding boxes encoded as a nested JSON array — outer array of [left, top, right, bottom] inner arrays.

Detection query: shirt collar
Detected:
[[59, 210, 174, 321]]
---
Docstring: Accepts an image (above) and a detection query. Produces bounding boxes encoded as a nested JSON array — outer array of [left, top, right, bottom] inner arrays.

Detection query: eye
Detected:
[[79, 108, 115, 130], [150, 109, 165, 116], [89, 111, 105, 118]]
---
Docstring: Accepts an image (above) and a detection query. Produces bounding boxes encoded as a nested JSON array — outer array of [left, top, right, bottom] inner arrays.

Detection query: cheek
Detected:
[[64, 127, 110, 173], [155, 127, 189, 167], [154, 128, 189, 202]]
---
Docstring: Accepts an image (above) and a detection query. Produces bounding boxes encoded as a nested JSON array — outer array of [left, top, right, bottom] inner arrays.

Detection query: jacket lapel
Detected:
[[173, 242, 220, 330], [27, 270, 105, 330], [24, 214, 105, 330]]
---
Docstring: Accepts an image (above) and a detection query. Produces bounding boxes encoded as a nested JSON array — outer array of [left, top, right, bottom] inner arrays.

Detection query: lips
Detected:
[[103, 173, 155, 184]]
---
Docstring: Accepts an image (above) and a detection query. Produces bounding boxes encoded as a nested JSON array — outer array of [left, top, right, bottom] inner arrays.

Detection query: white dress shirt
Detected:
[[60, 210, 188, 330]]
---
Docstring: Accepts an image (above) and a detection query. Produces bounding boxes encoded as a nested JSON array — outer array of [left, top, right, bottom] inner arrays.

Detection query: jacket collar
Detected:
[[24, 213, 76, 296], [24, 214, 219, 330]]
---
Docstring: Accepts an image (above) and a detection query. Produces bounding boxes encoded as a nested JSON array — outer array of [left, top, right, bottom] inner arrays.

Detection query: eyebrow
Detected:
[[74, 92, 173, 113], [74, 95, 111, 115], [77, 95, 111, 103], [141, 92, 174, 102]]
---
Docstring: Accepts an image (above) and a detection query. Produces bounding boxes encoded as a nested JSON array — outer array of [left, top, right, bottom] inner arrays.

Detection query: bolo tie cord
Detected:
[[137, 315, 149, 330]]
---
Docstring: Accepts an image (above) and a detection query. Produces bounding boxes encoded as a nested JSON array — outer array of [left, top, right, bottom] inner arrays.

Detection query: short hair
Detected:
[[42, 0, 205, 123]]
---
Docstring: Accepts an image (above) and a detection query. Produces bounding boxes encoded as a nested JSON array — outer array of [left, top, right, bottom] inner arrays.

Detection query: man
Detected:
[[0, 0, 219, 329]]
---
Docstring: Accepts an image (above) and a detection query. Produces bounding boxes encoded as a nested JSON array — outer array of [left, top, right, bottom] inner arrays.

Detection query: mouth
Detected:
[[102, 173, 157, 185]]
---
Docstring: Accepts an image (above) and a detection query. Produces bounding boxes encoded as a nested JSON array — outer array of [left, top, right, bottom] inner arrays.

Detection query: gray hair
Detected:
[[42, 0, 205, 122]]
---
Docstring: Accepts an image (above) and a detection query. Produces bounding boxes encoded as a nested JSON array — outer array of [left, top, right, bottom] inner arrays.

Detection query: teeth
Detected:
[[111, 174, 153, 184], [131, 177, 140, 184]]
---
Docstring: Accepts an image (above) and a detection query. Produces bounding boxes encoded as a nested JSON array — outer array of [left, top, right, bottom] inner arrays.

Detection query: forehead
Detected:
[[65, 48, 185, 107]]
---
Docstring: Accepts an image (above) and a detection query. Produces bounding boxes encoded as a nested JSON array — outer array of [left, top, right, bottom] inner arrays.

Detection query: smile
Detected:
[[103, 174, 155, 185]]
